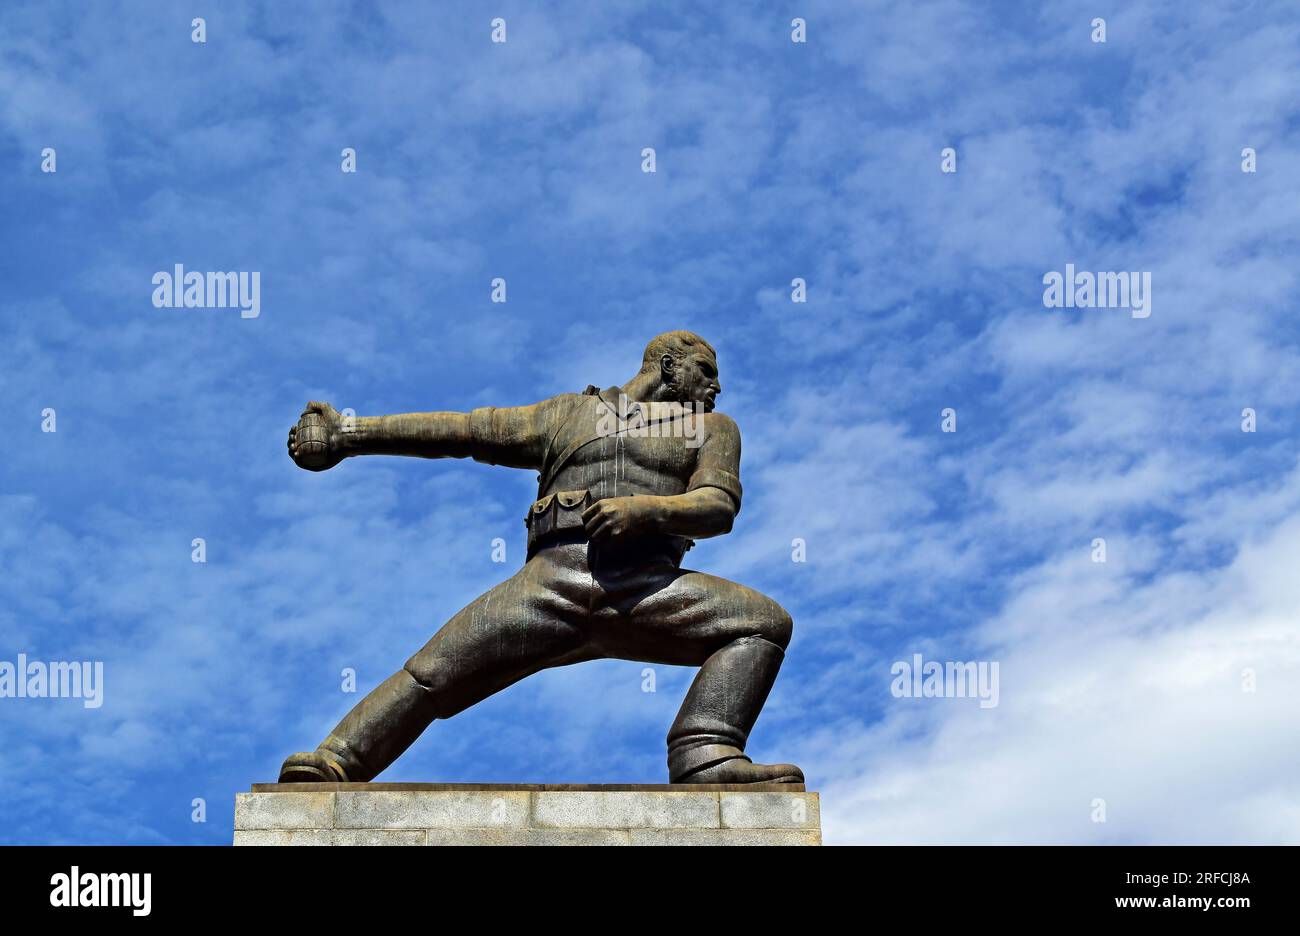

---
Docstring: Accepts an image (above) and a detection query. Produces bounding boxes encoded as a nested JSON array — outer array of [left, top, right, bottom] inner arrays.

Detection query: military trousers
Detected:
[[314, 533, 794, 781]]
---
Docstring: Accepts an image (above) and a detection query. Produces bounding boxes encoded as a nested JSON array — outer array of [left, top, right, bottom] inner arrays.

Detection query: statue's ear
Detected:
[[659, 353, 676, 379]]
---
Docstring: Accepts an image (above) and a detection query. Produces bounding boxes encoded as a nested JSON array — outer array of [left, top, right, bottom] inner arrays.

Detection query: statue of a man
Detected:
[[279, 330, 803, 785]]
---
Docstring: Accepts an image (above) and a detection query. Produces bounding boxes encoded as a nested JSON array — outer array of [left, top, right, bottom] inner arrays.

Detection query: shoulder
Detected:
[[695, 410, 741, 455], [547, 391, 590, 408], [530, 392, 598, 440], [529, 391, 589, 419], [699, 410, 740, 438]]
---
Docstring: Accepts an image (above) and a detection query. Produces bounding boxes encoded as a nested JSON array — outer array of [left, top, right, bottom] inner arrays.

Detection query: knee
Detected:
[[753, 602, 793, 651]]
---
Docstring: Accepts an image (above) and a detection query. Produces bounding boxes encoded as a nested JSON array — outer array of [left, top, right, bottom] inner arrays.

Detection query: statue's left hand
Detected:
[[581, 497, 662, 543]]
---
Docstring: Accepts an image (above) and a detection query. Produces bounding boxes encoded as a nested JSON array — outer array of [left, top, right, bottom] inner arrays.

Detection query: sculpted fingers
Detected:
[[583, 503, 613, 540], [583, 513, 607, 539]]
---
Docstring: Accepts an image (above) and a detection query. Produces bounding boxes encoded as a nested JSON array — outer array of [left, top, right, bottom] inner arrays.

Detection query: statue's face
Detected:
[[669, 351, 721, 412]]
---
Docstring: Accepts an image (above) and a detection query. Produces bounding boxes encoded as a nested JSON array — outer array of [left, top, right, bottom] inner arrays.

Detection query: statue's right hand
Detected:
[[288, 401, 346, 471]]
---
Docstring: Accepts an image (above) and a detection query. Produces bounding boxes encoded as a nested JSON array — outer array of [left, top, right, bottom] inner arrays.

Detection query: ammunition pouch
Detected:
[[525, 489, 593, 557], [523, 489, 695, 562]]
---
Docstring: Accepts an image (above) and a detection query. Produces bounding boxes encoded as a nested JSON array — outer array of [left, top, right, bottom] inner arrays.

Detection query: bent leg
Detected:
[[592, 567, 802, 784], [402, 545, 594, 716], [282, 550, 591, 782], [665, 634, 800, 782], [591, 565, 792, 664]]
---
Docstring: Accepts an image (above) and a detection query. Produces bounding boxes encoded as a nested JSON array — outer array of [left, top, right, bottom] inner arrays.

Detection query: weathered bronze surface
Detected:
[[279, 331, 802, 785]]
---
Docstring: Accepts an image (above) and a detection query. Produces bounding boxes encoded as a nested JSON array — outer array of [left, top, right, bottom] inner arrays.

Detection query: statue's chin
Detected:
[[670, 391, 713, 411]]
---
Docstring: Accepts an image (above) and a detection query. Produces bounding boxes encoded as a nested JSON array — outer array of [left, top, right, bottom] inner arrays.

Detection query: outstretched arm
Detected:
[[344, 410, 476, 459], [287, 398, 565, 472]]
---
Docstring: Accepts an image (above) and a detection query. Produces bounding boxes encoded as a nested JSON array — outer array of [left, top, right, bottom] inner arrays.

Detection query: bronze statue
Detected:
[[279, 331, 803, 785]]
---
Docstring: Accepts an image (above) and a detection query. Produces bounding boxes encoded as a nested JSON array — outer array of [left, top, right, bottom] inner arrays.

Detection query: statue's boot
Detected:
[[667, 635, 804, 785], [279, 669, 437, 782]]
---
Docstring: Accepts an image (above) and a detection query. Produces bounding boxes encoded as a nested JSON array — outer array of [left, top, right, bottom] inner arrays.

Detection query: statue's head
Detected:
[[639, 330, 720, 412]]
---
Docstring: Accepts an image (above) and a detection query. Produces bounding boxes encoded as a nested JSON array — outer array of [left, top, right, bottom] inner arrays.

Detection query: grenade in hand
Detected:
[[295, 412, 333, 470]]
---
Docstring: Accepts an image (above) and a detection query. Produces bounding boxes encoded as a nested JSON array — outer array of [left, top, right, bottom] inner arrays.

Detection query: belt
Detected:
[[524, 489, 695, 562]]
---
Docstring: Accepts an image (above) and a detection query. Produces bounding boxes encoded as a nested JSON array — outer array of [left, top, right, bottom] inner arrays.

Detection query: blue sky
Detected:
[[2, 0, 1299, 844]]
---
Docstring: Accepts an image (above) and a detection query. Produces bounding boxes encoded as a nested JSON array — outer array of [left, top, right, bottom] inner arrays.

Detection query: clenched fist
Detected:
[[288, 401, 347, 472], [581, 496, 663, 543]]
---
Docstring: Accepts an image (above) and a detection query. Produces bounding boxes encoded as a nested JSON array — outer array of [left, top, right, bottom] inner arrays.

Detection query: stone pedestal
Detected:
[[234, 782, 821, 846]]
